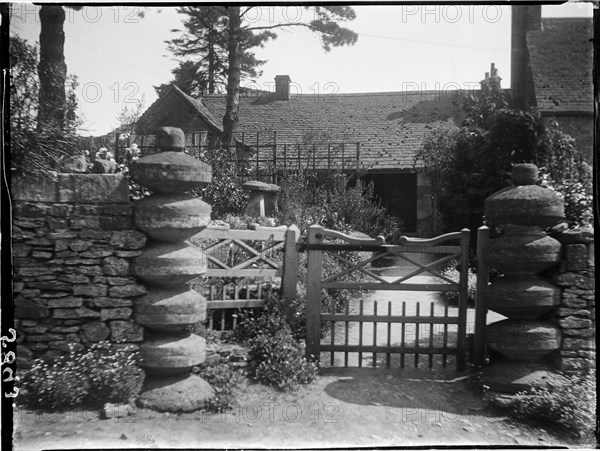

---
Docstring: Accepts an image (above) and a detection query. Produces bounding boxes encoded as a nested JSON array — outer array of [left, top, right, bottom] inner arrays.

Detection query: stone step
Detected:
[[137, 374, 214, 412]]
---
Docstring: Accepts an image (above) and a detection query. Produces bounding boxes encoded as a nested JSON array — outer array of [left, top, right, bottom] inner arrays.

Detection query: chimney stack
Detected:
[[511, 5, 542, 105], [481, 63, 502, 94], [274, 75, 291, 101]]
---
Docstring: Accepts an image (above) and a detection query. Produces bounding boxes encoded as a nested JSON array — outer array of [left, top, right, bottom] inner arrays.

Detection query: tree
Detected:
[[36, 4, 82, 130], [164, 6, 273, 97], [221, 6, 359, 151], [415, 72, 592, 233], [10, 35, 81, 174]]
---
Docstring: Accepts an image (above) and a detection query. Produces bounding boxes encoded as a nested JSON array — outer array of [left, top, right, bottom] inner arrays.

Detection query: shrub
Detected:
[[19, 342, 143, 410], [194, 362, 244, 412], [510, 372, 596, 438], [235, 295, 318, 391], [437, 260, 477, 305]]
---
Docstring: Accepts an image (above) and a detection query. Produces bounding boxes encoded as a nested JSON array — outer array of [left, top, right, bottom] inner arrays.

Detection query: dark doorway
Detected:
[[364, 172, 417, 233]]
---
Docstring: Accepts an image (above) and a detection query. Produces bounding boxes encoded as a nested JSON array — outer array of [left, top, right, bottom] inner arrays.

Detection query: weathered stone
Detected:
[[79, 229, 111, 241], [553, 307, 591, 317], [13, 244, 32, 258], [110, 320, 144, 342], [81, 322, 110, 342], [15, 299, 50, 319], [109, 230, 147, 250], [134, 194, 211, 242], [17, 345, 34, 361], [80, 248, 114, 258], [562, 337, 594, 350], [511, 163, 538, 185], [12, 172, 58, 202], [49, 326, 81, 333], [482, 360, 566, 394], [59, 155, 89, 173], [39, 291, 69, 298], [101, 403, 138, 419], [22, 325, 49, 334], [75, 205, 104, 215], [15, 201, 52, 217], [560, 293, 588, 308], [562, 328, 594, 337], [30, 250, 53, 259], [133, 289, 207, 331], [53, 307, 101, 319], [137, 374, 213, 412], [92, 276, 107, 284], [49, 341, 84, 352], [26, 333, 64, 342], [70, 216, 101, 230], [485, 230, 561, 275], [47, 297, 83, 308], [28, 280, 71, 291], [99, 215, 133, 230], [565, 244, 588, 271], [557, 316, 593, 329], [27, 342, 49, 351], [587, 244, 594, 268], [106, 277, 133, 286], [21, 319, 39, 327], [553, 272, 595, 290], [484, 275, 559, 319], [129, 151, 212, 193], [54, 251, 78, 259], [47, 218, 69, 230], [73, 265, 104, 276], [40, 349, 65, 362], [47, 230, 79, 240], [90, 297, 132, 308], [100, 307, 132, 321], [73, 284, 108, 297], [57, 173, 129, 203], [108, 283, 147, 298], [13, 282, 25, 293], [102, 204, 132, 216], [57, 274, 90, 284], [553, 227, 594, 244], [50, 204, 72, 217], [68, 240, 92, 252], [140, 332, 206, 374], [115, 250, 144, 258], [485, 320, 561, 360], [102, 256, 130, 276], [26, 237, 53, 246], [156, 126, 186, 151], [133, 242, 207, 287]]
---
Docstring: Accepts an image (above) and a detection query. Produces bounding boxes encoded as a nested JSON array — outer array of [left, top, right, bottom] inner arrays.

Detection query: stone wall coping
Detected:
[[12, 172, 130, 204]]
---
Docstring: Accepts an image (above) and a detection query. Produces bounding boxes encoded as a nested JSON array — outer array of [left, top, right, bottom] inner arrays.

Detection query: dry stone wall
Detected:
[[551, 228, 595, 372], [12, 173, 147, 368]]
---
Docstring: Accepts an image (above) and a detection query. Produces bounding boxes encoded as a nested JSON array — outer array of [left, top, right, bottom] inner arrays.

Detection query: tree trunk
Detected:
[[222, 6, 241, 154], [208, 27, 215, 94], [38, 5, 67, 130]]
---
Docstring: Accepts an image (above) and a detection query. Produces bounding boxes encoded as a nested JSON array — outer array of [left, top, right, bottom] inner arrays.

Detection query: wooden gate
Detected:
[[305, 226, 471, 371]]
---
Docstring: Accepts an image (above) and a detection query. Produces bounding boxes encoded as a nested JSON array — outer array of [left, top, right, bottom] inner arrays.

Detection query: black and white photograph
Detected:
[[3, 1, 596, 449]]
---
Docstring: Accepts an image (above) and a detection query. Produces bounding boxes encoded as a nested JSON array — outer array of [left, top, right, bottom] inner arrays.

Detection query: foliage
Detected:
[[415, 74, 591, 233], [193, 147, 250, 218], [437, 260, 477, 305], [9, 35, 83, 176], [19, 342, 143, 411], [235, 295, 317, 391], [538, 119, 593, 228], [162, 6, 274, 96], [194, 362, 244, 412], [277, 170, 403, 243], [510, 372, 596, 438]]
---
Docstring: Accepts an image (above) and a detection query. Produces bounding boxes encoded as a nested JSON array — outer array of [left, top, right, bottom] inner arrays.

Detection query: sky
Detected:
[[10, 2, 594, 136]]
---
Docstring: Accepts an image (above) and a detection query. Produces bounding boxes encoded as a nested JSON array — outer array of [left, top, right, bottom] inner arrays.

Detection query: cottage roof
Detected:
[[526, 18, 593, 114], [201, 90, 466, 170]]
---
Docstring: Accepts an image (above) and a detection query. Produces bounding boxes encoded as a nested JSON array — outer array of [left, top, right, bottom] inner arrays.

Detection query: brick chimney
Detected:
[[481, 63, 502, 94], [511, 5, 542, 105], [274, 75, 291, 101]]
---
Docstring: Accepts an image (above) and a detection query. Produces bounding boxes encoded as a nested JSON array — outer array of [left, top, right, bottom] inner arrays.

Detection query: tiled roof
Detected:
[[527, 18, 593, 114], [201, 90, 465, 170]]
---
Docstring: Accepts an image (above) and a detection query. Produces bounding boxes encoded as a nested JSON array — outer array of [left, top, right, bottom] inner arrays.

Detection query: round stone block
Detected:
[[133, 242, 207, 287], [134, 194, 211, 242], [484, 230, 561, 275], [137, 374, 214, 412], [484, 276, 560, 319], [511, 164, 538, 186], [484, 184, 564, 228], [482, 359, 567, 394], [134, 288, 207, 332], [485, 319, 561, 361], [156, 127, 185, 152], [140, 331, 206, 375], [129, 152, 212, 193]]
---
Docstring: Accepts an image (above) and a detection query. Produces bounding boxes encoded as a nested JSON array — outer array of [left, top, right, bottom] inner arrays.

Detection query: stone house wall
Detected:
[[551, 228, 595, 372], [12, 173, 147, 369]]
